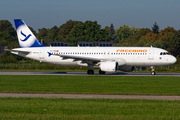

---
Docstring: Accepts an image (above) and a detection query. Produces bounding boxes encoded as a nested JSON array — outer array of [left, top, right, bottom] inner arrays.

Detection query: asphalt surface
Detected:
[[0, 71, 180, 76]]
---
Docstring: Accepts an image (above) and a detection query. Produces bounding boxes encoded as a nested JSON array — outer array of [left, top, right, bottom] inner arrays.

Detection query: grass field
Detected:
[[0, 98, 180, 120], [0, 75, 180, 95], [1, 75, 180, 119]]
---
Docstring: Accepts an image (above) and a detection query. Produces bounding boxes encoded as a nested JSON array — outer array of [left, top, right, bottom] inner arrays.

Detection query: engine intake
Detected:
[[100, 61, 118, 72]]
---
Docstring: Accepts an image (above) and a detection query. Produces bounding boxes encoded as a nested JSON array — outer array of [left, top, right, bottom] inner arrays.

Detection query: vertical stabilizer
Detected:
[[14, 19, 45, 48]]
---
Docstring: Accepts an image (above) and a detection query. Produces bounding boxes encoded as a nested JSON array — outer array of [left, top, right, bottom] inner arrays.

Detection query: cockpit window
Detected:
[[160, 52, 170, 55]]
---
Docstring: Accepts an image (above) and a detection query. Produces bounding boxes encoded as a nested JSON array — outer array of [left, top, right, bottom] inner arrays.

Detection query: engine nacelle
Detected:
[[100, 61, 118, 72], [118, 66, 135, 72]]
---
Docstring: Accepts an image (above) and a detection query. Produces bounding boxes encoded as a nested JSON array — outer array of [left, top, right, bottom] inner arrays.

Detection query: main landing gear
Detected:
[[151, 66, 156, 75], [87, 69, 94, 75], [87, 69, 106, 75], [99, 69, 106, 75], [87, 65, 95, 75]]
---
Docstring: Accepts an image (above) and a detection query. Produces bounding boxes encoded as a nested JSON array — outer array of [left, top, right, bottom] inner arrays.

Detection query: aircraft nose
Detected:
[[171, 56, 177, 64]]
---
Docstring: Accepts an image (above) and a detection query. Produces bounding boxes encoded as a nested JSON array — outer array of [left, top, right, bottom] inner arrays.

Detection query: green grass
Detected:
[[0, 98, 180, 120], [0, 75, 180, 95]]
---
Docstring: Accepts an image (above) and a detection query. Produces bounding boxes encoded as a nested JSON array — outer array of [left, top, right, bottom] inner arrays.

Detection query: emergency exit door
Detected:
[[148, 49, 154, 60], [39, 49, 45, 59]]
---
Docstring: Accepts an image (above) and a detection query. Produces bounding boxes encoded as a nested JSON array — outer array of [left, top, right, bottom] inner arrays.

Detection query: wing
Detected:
[[51, 54, 126, 66], [52, 54, 105, 62]]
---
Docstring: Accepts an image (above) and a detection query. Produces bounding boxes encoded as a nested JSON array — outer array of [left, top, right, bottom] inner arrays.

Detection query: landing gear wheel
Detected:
[[99, 70, 106, 75], [87, 70, 94, 75], [151, 71, 156, 75], [151, 66, 156, 75]]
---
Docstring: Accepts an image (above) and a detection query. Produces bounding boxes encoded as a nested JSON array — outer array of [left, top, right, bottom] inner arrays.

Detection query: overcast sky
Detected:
[[1, 0, 180, 32]]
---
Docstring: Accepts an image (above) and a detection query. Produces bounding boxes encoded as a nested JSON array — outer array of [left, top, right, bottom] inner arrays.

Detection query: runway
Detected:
[[0, 71, 180, 76], [0, 93, 180, 100]]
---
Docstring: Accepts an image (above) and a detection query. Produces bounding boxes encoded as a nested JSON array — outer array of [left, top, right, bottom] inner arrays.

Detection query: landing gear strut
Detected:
[[87, 65, 94, 75], [99, 69, 106, 75], [151, 66, 156, 75], [87, 69, 94, 75]]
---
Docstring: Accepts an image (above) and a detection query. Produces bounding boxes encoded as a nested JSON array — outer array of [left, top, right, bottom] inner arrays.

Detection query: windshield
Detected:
[[160, 52, 170, 55]]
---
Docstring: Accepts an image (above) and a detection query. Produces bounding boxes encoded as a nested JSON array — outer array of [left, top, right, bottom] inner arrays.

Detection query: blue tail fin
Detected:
[[14, 19, 45, 48]]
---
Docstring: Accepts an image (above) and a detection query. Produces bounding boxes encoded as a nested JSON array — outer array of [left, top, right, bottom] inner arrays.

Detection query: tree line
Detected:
[[0, 20, 180, 63]]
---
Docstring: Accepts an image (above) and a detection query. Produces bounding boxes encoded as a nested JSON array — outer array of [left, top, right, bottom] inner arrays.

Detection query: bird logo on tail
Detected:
[[20, 31, 32, 42]]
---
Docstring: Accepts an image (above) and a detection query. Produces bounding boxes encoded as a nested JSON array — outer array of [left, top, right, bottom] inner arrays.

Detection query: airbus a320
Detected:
[[6, 19, 177, 75]]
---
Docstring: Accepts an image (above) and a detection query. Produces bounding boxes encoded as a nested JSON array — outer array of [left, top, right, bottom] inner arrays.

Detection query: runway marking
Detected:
[[0, 93, 180, 100]]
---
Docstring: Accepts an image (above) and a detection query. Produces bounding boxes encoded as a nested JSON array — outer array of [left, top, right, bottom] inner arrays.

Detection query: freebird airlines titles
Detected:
[[6, 19, 177, 75]]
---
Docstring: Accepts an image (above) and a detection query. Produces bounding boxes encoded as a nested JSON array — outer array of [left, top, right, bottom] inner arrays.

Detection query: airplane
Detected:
[[5, 19, 177, 75]]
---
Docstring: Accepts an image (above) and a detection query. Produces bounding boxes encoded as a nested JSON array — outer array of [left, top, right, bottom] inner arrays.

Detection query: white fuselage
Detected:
[[11, 46, 177, 67]]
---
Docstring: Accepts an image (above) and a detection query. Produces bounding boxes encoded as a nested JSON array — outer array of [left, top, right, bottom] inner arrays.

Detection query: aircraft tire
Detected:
[[151, 71, 156, 75], [99, 70, 106, 75], [87, 70, 94, 75]]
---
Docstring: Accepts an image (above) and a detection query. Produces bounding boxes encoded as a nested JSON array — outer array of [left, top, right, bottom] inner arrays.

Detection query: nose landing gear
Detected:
[[151, 66, 156, 75]]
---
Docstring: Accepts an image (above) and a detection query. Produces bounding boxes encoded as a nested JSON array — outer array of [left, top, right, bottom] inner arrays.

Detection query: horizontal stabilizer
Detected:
[[4, 49, 30, 54]]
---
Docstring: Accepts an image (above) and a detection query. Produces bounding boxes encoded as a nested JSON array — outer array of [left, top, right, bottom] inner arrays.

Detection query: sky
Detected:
[[1, 0, 180, 32]]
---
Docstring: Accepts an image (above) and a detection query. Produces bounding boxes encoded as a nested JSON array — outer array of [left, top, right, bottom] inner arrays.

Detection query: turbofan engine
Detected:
[[99, 61, 118, 72]]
